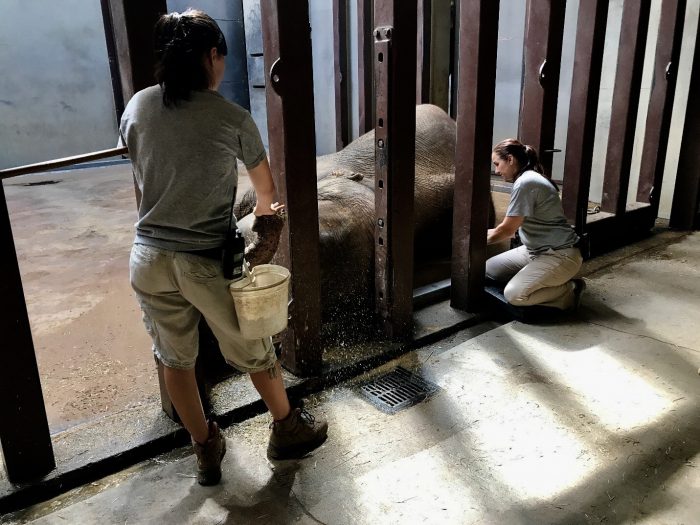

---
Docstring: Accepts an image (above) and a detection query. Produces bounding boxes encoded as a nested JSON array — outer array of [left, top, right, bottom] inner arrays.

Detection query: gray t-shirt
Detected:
[[119, 86, 266, 251], [506, 170, 578, 253]]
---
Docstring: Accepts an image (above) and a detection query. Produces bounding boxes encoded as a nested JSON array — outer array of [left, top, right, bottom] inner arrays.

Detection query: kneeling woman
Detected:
[[486, 139, 584, 310]]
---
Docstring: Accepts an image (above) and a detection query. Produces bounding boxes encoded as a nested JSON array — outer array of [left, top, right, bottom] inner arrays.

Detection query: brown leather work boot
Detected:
[[267, 403, 328, 460], [572, 278, 587, 311], [192, 421, 227, 486]]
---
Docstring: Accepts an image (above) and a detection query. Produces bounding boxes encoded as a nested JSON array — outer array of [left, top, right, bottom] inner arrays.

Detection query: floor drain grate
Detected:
[[359, 367, 440, 414]]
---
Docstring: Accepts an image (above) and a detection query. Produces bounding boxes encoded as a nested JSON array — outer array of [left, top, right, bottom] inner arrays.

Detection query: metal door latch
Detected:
[[374, 25, 393, 42]]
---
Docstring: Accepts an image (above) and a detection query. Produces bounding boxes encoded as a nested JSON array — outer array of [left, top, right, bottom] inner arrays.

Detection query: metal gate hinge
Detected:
[[538, 59, 548, 85], [269, 58, 284, 96], [665, 61, 674, 80]]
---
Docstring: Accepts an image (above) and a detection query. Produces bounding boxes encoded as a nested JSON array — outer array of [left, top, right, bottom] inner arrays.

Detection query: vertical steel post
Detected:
[[358, 0, 375, 134], [100, 0, 126, 123], [670, 16, 700, 230], [600, 0, 651, 216], [416, 0, 432, 104], [450, 0, 500, 311], [449, 0, 459, 119], [428, 0, 452, 112], [635, 0, 686, 212], [0, 184, 55, 483], [334, 0, 351, 149], [518, 0, 567, 176], [102, 0, 167, 107], [562, 0, 609, 232], [373, 0, 417, 339], [260, 0, 322, 375]]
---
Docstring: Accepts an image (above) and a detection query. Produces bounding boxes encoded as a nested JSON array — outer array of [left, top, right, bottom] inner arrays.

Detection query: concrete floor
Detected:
[[3, 233, 699, 524]]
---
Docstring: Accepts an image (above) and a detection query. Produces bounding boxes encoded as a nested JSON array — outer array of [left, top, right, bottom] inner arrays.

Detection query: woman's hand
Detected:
[[253, 199, 285, 216], [487, 216, 524, 244]]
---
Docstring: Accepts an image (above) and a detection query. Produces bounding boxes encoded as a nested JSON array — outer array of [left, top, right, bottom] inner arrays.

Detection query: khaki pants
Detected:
[[130, 244, 275, 372], [485, 245, 582, 310]]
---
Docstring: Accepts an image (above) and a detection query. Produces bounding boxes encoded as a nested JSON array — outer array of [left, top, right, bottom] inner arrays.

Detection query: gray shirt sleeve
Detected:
[[506, 176, 538, 217], [238, 113, 267, 169]]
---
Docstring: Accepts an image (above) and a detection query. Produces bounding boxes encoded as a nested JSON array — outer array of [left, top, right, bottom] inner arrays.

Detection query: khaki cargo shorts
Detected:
[[129, 243, 276, 372]]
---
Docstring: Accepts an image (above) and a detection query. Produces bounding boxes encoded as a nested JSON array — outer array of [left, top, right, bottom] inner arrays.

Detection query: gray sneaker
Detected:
[[192, 421, 226, 486], [572, 278, 586, 311], [267, 403, 328, 460]]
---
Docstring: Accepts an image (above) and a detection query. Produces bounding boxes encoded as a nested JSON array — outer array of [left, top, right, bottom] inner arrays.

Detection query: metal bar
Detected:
[[0, 147, 129, 180], [358, 0, 375, 134], [105, 0, 167, 106], [334, 0, 350, 149], [451, 0, 500, 311], [429, 0, 452, 112], [416, 0, 432, 104], [100, 0, 126, 123], [260, 0, 322, 375], [636, 0, 686, 209], [0, 183, 56, 483], [561, 0, 609, 232], [600, 0, 651, 215], [518, 0, 567, 176], [449, 0, 459, 119], [374, 1, 417, 340], [670, 15, 700, 230]]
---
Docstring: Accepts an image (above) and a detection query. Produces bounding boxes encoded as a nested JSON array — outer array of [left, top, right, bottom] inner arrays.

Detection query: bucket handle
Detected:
[[243, 260, 256, 285]]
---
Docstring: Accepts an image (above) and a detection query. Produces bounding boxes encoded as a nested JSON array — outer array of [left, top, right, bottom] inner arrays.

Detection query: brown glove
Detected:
[[244, 214, 285, 267]]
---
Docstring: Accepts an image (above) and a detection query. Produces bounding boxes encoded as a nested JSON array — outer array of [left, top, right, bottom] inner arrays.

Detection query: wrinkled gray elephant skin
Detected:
[[235, 104, 495, 323]]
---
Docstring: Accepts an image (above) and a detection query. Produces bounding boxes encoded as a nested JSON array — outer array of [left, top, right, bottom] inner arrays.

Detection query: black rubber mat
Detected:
[[485, 284, 564, 323]]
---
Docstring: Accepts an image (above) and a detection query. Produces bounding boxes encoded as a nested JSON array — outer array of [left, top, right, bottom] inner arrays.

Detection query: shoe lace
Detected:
[[269, 404, 316, 429], [299, 408, 316, 426]]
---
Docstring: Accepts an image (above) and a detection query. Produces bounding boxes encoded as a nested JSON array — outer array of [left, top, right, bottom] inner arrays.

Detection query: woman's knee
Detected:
[[485, 258, 507, 282], [504, 282, 528, 305]]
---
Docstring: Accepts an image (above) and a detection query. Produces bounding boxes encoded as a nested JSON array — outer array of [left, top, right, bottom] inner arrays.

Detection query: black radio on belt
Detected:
[[222, 229, 246, 280]]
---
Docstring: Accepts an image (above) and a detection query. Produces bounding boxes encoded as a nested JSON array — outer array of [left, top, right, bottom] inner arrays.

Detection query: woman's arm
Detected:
[[246, 157, 284, 216], [487, 215, 524, 244], [242, 157, 285, 266]]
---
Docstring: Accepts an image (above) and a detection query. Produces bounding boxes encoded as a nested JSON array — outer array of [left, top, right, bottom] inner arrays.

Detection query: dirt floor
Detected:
[[5, 165, 156, 432]]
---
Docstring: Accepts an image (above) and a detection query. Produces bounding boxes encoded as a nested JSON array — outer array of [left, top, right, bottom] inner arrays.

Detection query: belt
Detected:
[[182, 247, 223, 260]]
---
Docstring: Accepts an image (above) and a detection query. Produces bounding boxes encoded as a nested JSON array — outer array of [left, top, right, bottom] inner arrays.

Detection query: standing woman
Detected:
[[486, 139, 585, 310], [120, 10, 327, 486]]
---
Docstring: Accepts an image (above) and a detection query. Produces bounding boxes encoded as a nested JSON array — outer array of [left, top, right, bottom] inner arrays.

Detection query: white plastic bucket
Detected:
[[229, 264, 291, 339]]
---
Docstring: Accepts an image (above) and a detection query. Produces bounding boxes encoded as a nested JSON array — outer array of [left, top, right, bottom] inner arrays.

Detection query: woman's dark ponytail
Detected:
[[153, 10, 228, 107], [523, 144, 545, 176]]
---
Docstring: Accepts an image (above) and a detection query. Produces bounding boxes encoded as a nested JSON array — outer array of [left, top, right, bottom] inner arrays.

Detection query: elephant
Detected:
[[235, 104, 497, 332]]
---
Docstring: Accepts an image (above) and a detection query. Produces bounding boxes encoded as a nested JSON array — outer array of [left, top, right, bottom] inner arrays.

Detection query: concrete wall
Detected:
[[309, 0, 338, 155], [0, 0, 117, 170]]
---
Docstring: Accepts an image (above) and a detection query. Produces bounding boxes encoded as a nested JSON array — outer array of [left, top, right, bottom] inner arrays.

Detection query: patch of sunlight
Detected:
[[515, 331, 674, 432], [190, 498, 229, 523], [354, 403, 597, 510], [354, 442, 487, 522], [466, 396, 598, 501]]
